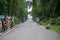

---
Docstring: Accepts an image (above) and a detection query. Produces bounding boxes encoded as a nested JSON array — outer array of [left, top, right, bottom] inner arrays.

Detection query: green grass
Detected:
[[50, 25, 60, 33], [40, 21, 60, 33], [40, 21, 49, 26]]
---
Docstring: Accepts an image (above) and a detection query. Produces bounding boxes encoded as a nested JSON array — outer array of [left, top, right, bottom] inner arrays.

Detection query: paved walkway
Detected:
[[0, 21, 60, 40]]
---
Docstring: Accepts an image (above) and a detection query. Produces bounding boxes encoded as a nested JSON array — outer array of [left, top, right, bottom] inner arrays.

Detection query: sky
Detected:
[[26, 0, 32, 2], [26, 0, 32, 13], [28, 5, 32, 13]]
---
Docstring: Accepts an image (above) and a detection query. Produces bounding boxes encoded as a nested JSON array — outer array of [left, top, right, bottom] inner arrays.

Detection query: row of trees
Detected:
[[0, 0, 28, 20], [32, 0, 60, 25]]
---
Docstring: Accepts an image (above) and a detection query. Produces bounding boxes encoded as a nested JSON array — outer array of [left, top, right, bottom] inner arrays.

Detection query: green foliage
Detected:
[[33, 0, 60, 33], [32, 0, 60, 23], [56, 17, 60, 25], [0, 0, 28, 21], [50, 25, 60, 33], [14, 16, 20, 24]]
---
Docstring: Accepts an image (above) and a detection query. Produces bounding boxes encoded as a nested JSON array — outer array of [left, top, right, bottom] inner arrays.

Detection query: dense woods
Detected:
[[0, 0, 28, 21], [32, 0, 60, 25], [32, 0, 60, 33]]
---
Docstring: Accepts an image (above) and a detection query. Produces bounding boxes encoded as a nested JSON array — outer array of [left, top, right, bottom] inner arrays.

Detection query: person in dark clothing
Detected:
[[1, 16, 7, 32], [3, 16, 8, 31], [22, 17, 24, 23], [1, 18, 5, 32]]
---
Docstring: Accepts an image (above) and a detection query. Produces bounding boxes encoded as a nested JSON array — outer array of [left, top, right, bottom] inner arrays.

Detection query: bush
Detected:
[[50, 18, 56, 25], [50, 25, 60, 33], [56, 17, 60, 25], [14, 17, 20, 25]]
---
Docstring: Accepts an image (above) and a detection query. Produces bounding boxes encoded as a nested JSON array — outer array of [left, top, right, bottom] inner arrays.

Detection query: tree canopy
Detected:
[[32, 0, 60, 24], [0, 0, 28, 20]]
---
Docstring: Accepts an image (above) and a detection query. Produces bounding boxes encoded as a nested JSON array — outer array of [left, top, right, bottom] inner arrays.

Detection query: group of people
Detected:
[[0, 16, 14, 33]]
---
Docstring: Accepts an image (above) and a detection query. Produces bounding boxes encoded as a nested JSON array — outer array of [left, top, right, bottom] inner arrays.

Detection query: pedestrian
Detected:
[[2, 17, 5, 32], [4, 16, 8, 31], [10, 17, 13, 29], [22, 17, 24, 23], [0, 15, 2, 32], [7, 16, 11, 29], [36, 17, 39, 23], [0, 20, 2, 33], [2, 16, 7, 32], [12, 16, 14, 27]]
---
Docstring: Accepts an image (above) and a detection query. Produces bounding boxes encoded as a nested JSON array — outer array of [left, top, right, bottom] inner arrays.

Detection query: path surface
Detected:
[[0, 21, 60, 40]]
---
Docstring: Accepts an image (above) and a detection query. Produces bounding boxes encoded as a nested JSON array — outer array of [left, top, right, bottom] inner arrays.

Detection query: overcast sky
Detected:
[[26, 0, 32, 2], [26, 0, 32, 13], [28, 6, 32, 13]]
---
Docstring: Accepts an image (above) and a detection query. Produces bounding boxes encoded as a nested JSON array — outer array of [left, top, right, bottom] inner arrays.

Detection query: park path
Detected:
[[0, 20, 60, 40]]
